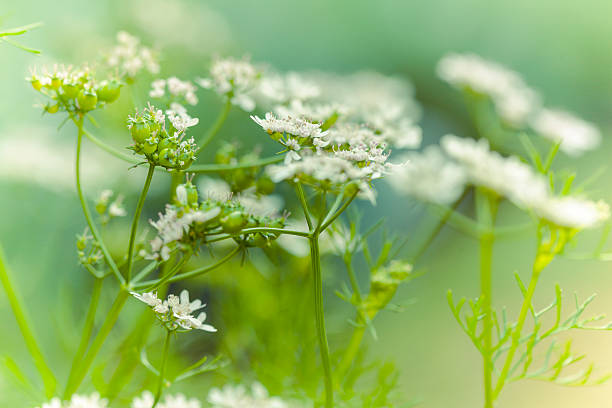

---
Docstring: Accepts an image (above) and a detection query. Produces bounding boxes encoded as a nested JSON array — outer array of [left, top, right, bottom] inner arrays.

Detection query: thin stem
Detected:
[[142, 254, 191, 292], [74, 117, 125, 285], [133, 245, 242, 289], [0, 244, 57, 398], [196, 99, 232, 154], [63, 290, 129, 398], [189, 156, 283, 173], [239, 227, 311, 238], [296, 183, 313, 231], [126, 164, 156, 282], [493, 245, 545, 398], [309, 233, 334, 408], [153, 331, 172, 407], [132, 261, 160, 284], [320, 192, 357, 232], [82, 128, 140, 165], [475, 189, 497, 408], [66, 277, 104, 391]]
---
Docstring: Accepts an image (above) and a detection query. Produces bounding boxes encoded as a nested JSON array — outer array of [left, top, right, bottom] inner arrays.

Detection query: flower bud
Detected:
[[77, 90, 98, 112], [29, 77, 42, 91], [50, 76, 62, 90], [130, 121, 151, 144], [96, 79, 122, 103], [221, 211, 248, 233], [45, 103, 60, 114], [158, 148, 176, 167], [142, 137, 158, 154], [256, 175, 275, 195], [62, 83, 79, 99]]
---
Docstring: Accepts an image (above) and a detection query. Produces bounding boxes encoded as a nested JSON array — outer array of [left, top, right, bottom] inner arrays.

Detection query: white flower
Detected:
[[530, 108, 601, 156], [66, 392, 108, 408], [437, 53, 540, 125], [531, 196, 610, 229], [131, 391, 201, 408], [36, 398, 62, 408], [109, 195, 127, 217], [440, 134, 548, 208], [150, 77, 198, 106], [131, 289, 216, 332], [197, 56, 259, 111], [257, 71, 321, 104], [166, 103, 199, 132], [106, 31, 159, 78], [251, 113, 328, 140], [208, 382, 289, 408], [388, 146, 467, 205], [273, 99, 341, 123]]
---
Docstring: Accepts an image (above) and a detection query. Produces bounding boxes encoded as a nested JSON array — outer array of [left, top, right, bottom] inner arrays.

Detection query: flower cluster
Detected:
[[391, 134, 610, 230], [150, 77, 198, 106], [131, 289, 216, 332], [197, 56, 260, 111], [128, 104, 198, 170], [95, 189, 127, 224], [131, 391, 202, 408], [145, 183, 286, 261], [28, 65, 122, 115], [36, 393, 108, 408], [437, 53, 601, 155], [208, 382, 295, 408], [105, 31, 159, 79], [252, 113, 394, 202], [75, 228, 103, 267]]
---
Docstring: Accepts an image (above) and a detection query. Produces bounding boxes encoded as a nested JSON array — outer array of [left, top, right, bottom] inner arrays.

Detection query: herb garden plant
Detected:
[[1, 27, 612, 408]]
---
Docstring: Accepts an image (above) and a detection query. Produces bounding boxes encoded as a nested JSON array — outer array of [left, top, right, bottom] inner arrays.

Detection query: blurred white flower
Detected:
[[251, 113, 328, 140], [440, 134, 548, 208], [388, 145, 467, 205], [532, 196, 610, 229], [531, 108, 601, 156], [437, 53, 540, 126], [66, 392, 108, 408], [131, 391, 201, 408], [197, 56, 259, 111], [150, 77, 198, 106], [36, 398, 62, 408], [105, 31, 159, 78], [208, 382, 290, 408]]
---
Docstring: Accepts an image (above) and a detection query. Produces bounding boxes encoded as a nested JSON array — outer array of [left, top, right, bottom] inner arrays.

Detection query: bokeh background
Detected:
[[2, 1, 612, 407]]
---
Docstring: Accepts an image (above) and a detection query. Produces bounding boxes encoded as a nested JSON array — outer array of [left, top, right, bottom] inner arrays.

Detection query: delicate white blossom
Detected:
[[197, 56, 259, 111], [251, 113, 328, 140], [440, 134, 548, 208], [150, 77, 198, 106], [531, 108, 601, 156], [437, 53, 540, 125], [208, 382, 290, 408], [531, 196, 610, 229], [388, 146, 467, 205], [130, 290, 216, 332], [106, 31, 159, 78], [131, 391, 201, 408]]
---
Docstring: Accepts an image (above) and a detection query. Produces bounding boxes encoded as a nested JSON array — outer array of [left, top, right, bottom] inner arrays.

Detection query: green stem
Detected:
[[493, 250, 544, 398], [189, 156, 283, 173], [309, 233, 334, 408], [82, 128, 140, 165], [75, 117, 125, 285], [66, 277, 104, 391], [475, 189, 497, 408], [239, 227, 311, 238], [126, 164, 156, 282], [296, 183, 313, 231], [63, 290, 129, 398], [196, 99, 231, 154], [153, 330, 172, 407], [0, 244, 57, 398], [320, 192, 357, 232], [133, 245, 242, 289]]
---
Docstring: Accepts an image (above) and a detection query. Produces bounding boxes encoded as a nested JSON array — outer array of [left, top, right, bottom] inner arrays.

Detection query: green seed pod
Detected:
[[30, 78, 42, 91], [130, 122, 151, 144], [77, 90, 98, 112], [251, 233, 270, 248], [62, 83, 79, 99], [142, 138, 158, 154], [158, 148, 176, 167], [96, 79, 122, 103], [45, 103, 60, 114], [185, 183, 199, 206], [232, 169, 254, 192], [50, 77, 62, 90], [256, 175, 275, 195], [158, 138, 178, 151], [221, 211, 248, 234]]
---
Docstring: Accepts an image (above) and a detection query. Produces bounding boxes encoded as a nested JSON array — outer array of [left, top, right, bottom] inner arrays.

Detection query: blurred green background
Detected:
[[2, 0, 612, 407]]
